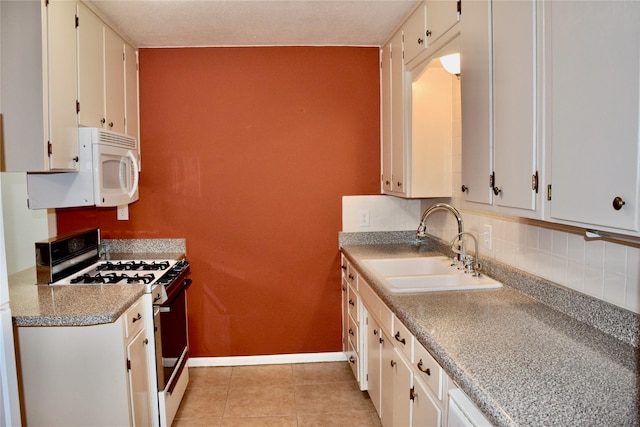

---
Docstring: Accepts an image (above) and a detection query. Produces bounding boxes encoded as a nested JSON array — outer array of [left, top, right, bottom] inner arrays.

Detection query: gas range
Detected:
[[56, 259, 176, 286]]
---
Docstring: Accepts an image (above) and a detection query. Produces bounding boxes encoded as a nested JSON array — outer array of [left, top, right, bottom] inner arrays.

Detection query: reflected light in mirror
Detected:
[[440, 53, 460, 76]]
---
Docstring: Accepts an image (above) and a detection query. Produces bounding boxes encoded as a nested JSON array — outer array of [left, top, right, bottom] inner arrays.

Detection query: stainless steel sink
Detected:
[[362, 256, 503, 294]]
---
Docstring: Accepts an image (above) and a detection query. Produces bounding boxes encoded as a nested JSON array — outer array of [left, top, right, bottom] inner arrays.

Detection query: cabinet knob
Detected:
[[385, 180, 390, 186], [341, 265, 347, 270], [394, 331, 406, 345], [108, 121, 114, 128], [373, 329, 378, 336], [101, 118, 106, 124], [396, 181, 402, 188], [461, 185, 468, 193], [417, 38, 424, 45], [349, 328, 355, 337], [390, 360, 397, 368], [143, 338, 149, 345], [131, 313, 142, 323], [493, 186, 502, 196], [348, 356, 356, 364], [73, 156, 79, 163], [613, 196, 626, 211], [426, 30, 432, 37], [379, 337, 384, 344], [348, 299, 355, 307]]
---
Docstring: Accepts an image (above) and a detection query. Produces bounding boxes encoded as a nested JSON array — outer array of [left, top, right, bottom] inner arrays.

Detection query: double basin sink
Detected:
[[361, 256, 503, 294]]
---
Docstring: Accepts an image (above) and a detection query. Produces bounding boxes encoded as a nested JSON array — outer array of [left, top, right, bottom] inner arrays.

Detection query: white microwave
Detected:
[[27, 128, 140, 209]]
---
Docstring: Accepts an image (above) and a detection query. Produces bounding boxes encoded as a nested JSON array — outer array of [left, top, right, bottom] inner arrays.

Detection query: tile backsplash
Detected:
[[342, 195, 640, 314]]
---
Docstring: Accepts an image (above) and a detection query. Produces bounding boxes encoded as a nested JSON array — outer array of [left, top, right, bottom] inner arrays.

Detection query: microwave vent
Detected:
[[98, 131, 136, 149]]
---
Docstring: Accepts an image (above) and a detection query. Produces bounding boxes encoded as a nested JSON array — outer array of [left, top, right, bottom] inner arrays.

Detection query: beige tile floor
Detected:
[[173, 361, 383, 427]]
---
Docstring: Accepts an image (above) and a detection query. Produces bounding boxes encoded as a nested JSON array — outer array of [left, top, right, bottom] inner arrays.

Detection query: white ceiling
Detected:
[[88, 0, 420, 48]]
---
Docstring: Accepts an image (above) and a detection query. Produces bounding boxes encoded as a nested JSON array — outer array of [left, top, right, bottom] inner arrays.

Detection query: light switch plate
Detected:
[[483, 224, 492, 250]]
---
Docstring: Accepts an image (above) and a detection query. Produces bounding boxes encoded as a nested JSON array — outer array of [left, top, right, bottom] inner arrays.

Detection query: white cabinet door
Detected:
[[381, 44, 393, 193], [547, 1, 640, 232], [47, 0, 79, 171], [404, 4, 427, 64], [412, 376, 441, 427], [391, 348, 413, 427], [77, 2, 105, 129], [127, 329, 152, 427], [460, 0, 492, 205], [492, 0, 538, 212], [425, 0, 459, 46], [125, 43, 139, 139], [104, 27, 126, 133], [367, 315, 382, 416], [380, 329, 394, 427], [391, 31, 406, 195]]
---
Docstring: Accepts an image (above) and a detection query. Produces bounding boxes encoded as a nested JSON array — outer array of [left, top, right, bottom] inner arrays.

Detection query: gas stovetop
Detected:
[[54, 259, 187, 290]]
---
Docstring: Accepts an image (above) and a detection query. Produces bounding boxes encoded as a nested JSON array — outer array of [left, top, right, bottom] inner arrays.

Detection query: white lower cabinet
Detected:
[[344, 261, 450, 426], [17, 296, 152, 426]]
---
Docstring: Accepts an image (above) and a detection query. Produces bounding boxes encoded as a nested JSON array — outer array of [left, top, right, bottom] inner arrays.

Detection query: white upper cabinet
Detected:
[[77, 3, 134, 136], [381, 30, 407, 196], [461, 0, 541, 217], [492, 0, 539, 214], [425, 0, 460, 46], [460, 0, 492, 205], [125, 44, 139, 140], [1, 0, 79, 172], [545, 1, 640, 233], [77, 2, 105, 129], [404, 1, 460, 66], [404, 4, 428, 64], [381, 42, 393, 193], [104, 27, 126, 134]]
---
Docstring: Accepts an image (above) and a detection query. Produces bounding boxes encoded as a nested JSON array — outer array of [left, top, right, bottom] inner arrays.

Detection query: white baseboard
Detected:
[[188, 352, 347, 367]]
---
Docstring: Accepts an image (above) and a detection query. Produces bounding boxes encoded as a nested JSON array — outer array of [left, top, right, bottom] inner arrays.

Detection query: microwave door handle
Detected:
[[124, 150, 139, 198]]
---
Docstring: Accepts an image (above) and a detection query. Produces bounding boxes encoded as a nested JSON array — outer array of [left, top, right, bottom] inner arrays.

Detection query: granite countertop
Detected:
[[341, 243, 639, 427], [9, 251, 185, 328]]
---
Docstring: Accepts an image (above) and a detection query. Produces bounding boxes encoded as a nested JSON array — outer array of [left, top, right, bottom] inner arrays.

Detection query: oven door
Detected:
[[93, 143, 139, 207], [157, 277, 191, 427]]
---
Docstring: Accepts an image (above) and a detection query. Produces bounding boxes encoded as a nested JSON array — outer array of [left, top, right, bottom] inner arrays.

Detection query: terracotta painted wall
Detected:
[[56, 47, 381, 357]]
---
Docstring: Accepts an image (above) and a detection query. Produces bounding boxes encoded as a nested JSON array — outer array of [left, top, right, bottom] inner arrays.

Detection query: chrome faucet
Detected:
[[451, 232, 481, 277], [416, 203, 465, 262]]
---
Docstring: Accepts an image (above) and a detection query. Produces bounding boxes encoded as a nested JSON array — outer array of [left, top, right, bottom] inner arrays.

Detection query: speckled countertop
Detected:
[[341, 242, 639, 427], [9, 245, 186, 327]]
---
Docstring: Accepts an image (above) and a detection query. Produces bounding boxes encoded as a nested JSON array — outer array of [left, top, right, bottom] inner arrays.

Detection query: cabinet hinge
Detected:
[[547, 184, 552, 201], [47, 142, 52, 157], [457, 0, 462, 16], [489, 172, 495, 189], [75, 15, 79, 28], [532, 171, 539, 193], [127, 359, 131, 370], [76, 100, 80, 114]]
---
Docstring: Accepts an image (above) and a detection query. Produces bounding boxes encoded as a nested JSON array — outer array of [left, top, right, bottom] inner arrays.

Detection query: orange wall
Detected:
[[56, 47, 381, 357]]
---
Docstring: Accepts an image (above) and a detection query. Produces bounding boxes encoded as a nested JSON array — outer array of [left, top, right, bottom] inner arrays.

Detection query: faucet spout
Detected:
[[416, 203, 465, 261]]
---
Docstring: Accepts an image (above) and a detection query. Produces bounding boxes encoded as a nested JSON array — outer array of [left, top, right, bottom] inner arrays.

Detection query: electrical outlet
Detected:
[[483, 224, 492, 250], [359, 209, 370, 227], [117, 205, 129, 221]]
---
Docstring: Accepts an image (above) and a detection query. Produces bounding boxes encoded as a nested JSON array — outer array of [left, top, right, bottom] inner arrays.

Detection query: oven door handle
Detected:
[[159, 278, 192, 312]]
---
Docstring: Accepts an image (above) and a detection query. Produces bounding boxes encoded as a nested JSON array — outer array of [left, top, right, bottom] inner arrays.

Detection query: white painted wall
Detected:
[[0, 173, 50, 275]]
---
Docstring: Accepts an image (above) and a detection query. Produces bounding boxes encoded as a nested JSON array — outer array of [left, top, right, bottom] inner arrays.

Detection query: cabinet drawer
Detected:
[[347, 313, 359, 353], [414, 341, 444, 400], [347, 285, 360, 324], [123, 298, 145, 340], [393, 317, 414, 363], [346, 341, 360, 382], [380, 300, 394, 336], [346, 263, 357, 289], [341, 254, 349, 279], [358, 278, 379, 316]]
